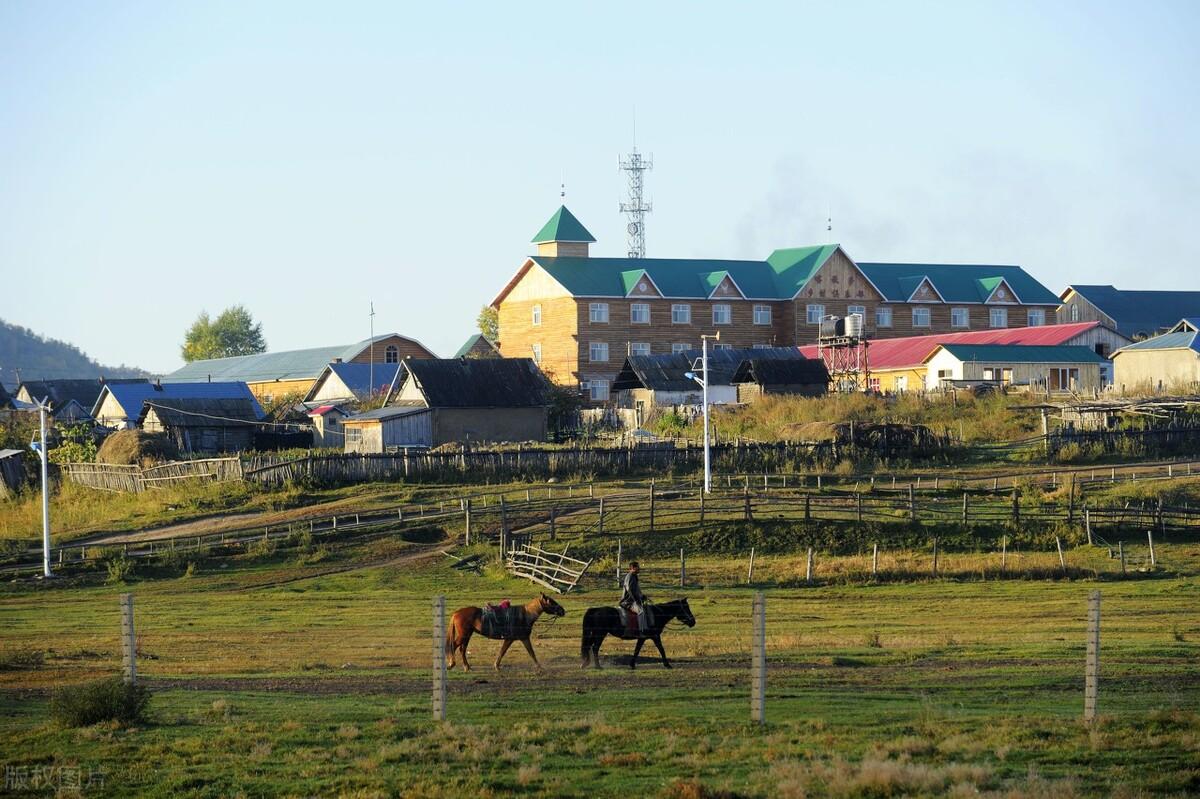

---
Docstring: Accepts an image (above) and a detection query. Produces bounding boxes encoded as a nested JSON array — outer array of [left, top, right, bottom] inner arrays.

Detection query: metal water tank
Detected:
[[819, 315, 842, 338], [844, 313, 864, 339]]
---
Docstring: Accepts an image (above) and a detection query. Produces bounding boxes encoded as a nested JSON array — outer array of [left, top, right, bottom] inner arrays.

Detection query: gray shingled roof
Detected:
[[137, 397, 261, 428], [401, 358, 548, 407], [730, 358, 830, 386], [612, 347, 807, 392]]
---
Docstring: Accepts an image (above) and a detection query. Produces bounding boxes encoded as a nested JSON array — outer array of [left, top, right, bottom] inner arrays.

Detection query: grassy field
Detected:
[[1, 516, 1198, 797]]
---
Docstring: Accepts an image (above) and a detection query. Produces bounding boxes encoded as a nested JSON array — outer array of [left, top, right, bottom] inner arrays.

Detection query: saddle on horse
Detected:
[[618, 604, 654, 636], [481, 603, 526, 639]]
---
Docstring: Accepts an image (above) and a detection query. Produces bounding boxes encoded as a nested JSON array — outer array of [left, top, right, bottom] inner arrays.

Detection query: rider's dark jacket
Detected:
[[620, 571, 645, 609]]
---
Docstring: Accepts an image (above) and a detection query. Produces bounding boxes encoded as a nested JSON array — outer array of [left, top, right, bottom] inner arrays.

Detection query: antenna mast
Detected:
[[619, 146, 652, 258]]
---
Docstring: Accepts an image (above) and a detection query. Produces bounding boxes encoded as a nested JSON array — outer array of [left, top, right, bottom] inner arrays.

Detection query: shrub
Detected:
[[0, 647, 45, 671], [50, 678, 149, 727], [105, 555, 135, 584]]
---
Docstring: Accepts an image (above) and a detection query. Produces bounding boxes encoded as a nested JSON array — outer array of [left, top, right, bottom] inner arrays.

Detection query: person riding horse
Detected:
[[620, 562, 650, 634]]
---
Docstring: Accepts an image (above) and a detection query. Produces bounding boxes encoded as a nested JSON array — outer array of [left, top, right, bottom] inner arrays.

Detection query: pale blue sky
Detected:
[[2, 1, 1197, 374]]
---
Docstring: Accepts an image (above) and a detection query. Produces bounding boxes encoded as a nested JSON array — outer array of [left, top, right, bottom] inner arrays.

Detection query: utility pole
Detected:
[[369, 302, 376, 406], [32, 399, 52, 578], [686, 332, 720, 493]]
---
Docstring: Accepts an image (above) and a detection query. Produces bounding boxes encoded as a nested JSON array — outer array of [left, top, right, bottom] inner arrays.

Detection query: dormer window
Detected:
[[385, 345, 399, 363]]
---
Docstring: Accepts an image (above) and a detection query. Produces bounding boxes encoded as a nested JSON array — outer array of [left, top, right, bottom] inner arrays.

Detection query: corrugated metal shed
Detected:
[[401, 359, 548, 408], [612, 347, 807, 392], [798, 322, 1112, 370]]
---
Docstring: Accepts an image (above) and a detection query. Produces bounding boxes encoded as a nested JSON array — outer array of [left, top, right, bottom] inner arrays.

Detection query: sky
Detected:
[[1, 1, 1198, 375]]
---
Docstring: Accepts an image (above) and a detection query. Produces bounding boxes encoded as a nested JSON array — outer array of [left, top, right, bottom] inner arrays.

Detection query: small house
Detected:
[[16, 378, 148, 422], [731, 357, 829, 401], [922, 344, 1107, 393], [1111, 319, 1200, 393], [611, 347, 809, 414], [137, 397, 260, 454], [304, 362, 404, 405], [342, 358, 549, 452], [93, 381, 263, 429], [453, 334, 501, 359], [307, 404, 350, 449]]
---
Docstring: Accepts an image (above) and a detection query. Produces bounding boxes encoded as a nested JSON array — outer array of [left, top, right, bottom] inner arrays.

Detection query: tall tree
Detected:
[[476, 305, 499, 344], [181, 306, 267, 362]]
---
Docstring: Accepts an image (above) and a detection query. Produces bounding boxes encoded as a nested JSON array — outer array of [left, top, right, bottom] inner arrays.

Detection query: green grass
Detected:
[[1, 526, 1198, 797]]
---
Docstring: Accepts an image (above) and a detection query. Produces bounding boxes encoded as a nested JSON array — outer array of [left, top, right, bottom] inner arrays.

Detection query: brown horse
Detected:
[[445, 594, 566, 672]]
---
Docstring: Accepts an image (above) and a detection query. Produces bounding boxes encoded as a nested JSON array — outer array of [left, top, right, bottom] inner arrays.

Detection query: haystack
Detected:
[[96, 429, 180, 466]]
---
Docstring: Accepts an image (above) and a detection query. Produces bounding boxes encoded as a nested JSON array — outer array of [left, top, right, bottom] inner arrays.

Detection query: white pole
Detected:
[[702, 336, 711, 494], [38, 401, 52, 578]]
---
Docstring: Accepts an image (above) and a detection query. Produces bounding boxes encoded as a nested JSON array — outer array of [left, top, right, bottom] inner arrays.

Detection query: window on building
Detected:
[[713, 343, 732, 350], [712, 304, 731, 325], [990, 308, 1008, 328], [806, 304, 825, 324], [895, 375, 907, 392], [531, 304, 542, 326], [589, 303, 609, 323], [847, 305, 866, 319], [384, 344, 399, 363], [1028, 309, 1046, 326], [672, 343, 692, 354], [589, 342, 609, 362], [951, 308, 969, 328], [1070, 304, 1080, 322], [1049, 368, 1080, 391], [753, 305, 772, 325], [531, 343, 542, 363], [630, 342, 651, 357], [631, 303, 650, 324], [937, 369, 953, 381], [752, 343, 772, 349], [868, 377, 881, 392], [876, 307, 893, 328], [912, 307, 931, 327], [588, 379, 609, 401], [346, 427, 362, 444], [671, 304, 691, 324]]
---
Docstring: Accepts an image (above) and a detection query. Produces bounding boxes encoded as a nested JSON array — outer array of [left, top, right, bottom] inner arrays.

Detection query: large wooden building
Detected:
[[492, 206, 1061, 404], [1058, 286, 1200, 341], [165, 334, 436, 403]]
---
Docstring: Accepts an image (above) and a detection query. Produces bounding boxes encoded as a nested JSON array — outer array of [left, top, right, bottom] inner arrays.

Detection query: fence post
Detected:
[[857, 493, 864, 523], [680, 549, 686, 587], [598, 497, 605, 536], [1011, 488, 1020, 527], [1068, 479, 1076, 527], [501, 496, 510, 543], [872, 543, 878, 578], [805, 547, 813, 584], [120, 593, 136, 686], [698, 489, 705, 526], [962, 492, 969, 525], [616, 538, 622, 586], [464, 499, 472, 546], [804, 494, 811, 522], [432, 595, 447, 721], [549, 505, 557, 541], [1147, 530, 1156, 568], [909, 486, 916, 522], [744, 488, 752, 522], [747, 547, 756, 584], [751, 592, 766, 725], [1056, 536, 1067, 576], [1119, 540, 1126, 576], [649, 480, 656, 534], [589, 483, 595, 499], [1084, 590, 1100, 723], [931, 538, 939, 578], [1000, 535, 1007, 574], [1085, 506, 1092, 546]]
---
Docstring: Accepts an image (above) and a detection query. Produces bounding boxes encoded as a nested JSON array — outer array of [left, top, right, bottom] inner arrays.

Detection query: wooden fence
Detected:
[[505, 543, 592, 593], [61, 458, 243, 493]]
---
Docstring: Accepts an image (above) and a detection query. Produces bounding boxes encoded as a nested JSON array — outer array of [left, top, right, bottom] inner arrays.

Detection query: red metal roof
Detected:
[[306, 404, 344, 417], [798, 322, 1103, 370]]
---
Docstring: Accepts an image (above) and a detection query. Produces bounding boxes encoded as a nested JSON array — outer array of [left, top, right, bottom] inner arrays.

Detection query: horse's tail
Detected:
[[579, 609, 594, 657], [445, 615, 457, 656]]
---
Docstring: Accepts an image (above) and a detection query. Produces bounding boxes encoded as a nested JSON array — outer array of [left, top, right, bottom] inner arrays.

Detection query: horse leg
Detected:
[[592, 633, 604, 669], [651, 635, 671, 669], [519, 637, 543, 672], [630, 637, 646, 670], [460, 627, 474, 673], [494, 638, 514, 671], [446, 619, 457, 671], [581, 629, 594, 669]]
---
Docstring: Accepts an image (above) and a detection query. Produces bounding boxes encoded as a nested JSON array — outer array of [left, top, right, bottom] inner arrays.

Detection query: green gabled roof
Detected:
[[699, 270, 740, 296], [858, 263, 1059, 305], [531, 206, 596, 244], [765, 245, 841, 297], [931, 344, 1107, 364]]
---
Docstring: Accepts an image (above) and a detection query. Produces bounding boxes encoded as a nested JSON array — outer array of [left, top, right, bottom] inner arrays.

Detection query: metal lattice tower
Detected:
[[619, 148, 653, 258]]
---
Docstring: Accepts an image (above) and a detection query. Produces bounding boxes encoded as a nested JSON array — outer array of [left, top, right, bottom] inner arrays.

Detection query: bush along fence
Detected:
[[10, 470, 1197, 579]]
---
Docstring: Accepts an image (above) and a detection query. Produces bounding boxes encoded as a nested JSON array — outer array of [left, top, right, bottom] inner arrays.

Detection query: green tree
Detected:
[[476, 305, 499, 344], [181, 306, 267, 362]]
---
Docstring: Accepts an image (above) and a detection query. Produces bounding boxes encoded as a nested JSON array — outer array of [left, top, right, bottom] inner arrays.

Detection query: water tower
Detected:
[[817, 313, 870, 392]]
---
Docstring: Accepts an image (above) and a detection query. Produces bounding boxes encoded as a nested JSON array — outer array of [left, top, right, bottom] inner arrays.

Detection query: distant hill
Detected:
[[0, 319, 150, 389]]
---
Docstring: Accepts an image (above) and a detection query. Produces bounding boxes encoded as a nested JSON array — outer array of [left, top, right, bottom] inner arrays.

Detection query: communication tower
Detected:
[[817, 313, 871, 392], [619, 147, 652, 258]]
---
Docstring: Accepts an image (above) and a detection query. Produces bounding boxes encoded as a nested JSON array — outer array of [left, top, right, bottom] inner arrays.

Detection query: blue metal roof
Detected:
[[324, 362, 403, 400], [165, 335, 415, 383], [1066, 286, 1200, 338], [1114, 330, 1200, 355], [93, 381, 264, 421]]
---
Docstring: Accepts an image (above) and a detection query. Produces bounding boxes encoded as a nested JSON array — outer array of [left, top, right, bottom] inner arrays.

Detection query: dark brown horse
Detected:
[[580, 598, 696, 669], [445, 594, 566, 672]]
